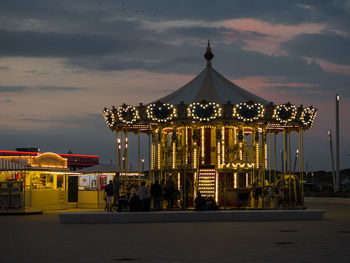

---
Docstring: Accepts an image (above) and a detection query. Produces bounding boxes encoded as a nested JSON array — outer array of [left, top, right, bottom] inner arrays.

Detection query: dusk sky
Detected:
[[0, 0, 349, 171]]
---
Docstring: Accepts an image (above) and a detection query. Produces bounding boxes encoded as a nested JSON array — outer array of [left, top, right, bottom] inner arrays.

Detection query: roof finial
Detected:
[[204, 39, 214, 66]]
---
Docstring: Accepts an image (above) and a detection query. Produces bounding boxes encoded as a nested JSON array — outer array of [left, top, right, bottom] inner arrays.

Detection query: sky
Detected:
[[0, 0, 349, 171]]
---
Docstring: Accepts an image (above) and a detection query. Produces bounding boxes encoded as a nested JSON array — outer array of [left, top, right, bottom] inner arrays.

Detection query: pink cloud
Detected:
[[221, 18, 324, 55], [316, 60, 350, 75]]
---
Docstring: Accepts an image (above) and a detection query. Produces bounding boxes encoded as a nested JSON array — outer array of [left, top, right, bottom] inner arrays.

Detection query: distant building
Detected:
[[0, 149, 99, 170]]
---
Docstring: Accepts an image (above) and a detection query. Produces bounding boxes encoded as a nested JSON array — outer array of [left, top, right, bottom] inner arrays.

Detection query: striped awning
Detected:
[[0, 158, 26, 171]]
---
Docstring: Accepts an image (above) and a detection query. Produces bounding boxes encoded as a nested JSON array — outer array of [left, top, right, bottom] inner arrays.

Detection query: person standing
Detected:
[[165, 175, 175, 210], [104, 180, 114, 212], [113, 173, 120, 210], [195, 191, 207, 211], [136, 181, 150, 211], [150, 179, 163, 211], [160, 179, 166, 209]]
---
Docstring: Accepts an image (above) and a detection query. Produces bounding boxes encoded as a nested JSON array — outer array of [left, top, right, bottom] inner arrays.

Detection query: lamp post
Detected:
[[328, 130, 337, 192], [141, 155, 145, 172], [335, 94, 340, 191]]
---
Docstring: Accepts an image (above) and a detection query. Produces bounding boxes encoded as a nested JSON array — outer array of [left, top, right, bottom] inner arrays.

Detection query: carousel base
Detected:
[[59, 209, 324, 224], [0, 208, 43, 215]]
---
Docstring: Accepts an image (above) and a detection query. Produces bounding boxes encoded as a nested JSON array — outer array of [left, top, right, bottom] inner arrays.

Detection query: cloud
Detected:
[[37, 86, 83, 91], [65, 39, 350, 99], [0, 29, 139, 58], [0, 85, 84, 93], [0, 98, 13, 104], [0, 86, 26, 92], [0, 66, 11, 71], [165, 25, 270, 41], [282, 32, 350, 66], [18, 113, 101, 127], [1, 1, 348, 34], [0, 114, 114, 158]]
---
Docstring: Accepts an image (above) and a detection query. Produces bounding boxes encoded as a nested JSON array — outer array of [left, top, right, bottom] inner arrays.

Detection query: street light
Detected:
[[141, 155, 145, 172], [328, 130, 337, 192], [335, 94, 340, 191]]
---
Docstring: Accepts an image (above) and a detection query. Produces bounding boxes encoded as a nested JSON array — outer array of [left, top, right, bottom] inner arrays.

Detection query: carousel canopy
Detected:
[[103, 42, 317, 131], [155, 42, 269, 105]]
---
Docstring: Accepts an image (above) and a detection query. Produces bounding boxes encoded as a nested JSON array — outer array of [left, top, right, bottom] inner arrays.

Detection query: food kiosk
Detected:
[[77, 164, 145, 208], [1, 152, 73, 210]]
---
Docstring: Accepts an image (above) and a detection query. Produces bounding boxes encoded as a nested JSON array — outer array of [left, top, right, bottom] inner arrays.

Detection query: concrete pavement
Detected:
[[0, 197, 349, 263]]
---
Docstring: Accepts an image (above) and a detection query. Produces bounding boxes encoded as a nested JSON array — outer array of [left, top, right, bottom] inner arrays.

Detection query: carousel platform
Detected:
[[0, 208, 43, 215], [59, 209, 324, 224]]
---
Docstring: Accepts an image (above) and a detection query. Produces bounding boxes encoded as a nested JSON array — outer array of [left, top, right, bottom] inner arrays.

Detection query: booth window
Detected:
[[31, 173, 52, 189], [57, 175, 64, 189], [79, 174, 98, 190]]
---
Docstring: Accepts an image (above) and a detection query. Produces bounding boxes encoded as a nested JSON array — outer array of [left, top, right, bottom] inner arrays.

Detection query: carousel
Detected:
[[103, 42, 317, 209]]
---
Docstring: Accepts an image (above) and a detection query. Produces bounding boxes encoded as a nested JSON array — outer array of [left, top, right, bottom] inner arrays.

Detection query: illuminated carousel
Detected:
[[103, 43, 317, 209]]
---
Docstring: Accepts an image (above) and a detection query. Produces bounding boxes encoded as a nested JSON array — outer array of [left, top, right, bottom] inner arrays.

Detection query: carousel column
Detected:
[[283, 130, 287, 174], [201, 127, 205, 165], [192, 128, 197, 198], [215, 127, 222, 203], [250, 128, 253, 188], [121, 131, 124, 192], [288, 130, 292, 207], [300, 128, 304, 204], [262, 128, 266, 209], [268, 132, 272, 184], [298, 127, 303, 204], [156, 130, 160, 179], [159, 129, 162, 182], [252, 128, 257, 208], [195, 128, 200, 199], [274, 133, 277, 184], [124, 132, 129, 193], [221, 127, 225, 168], [216, 128, 221, 170], [115, 130, 118, 173], [184, 126, 188, 209], [254, 129, 259, 183], [148, 127, 152, 182], [172, 129, 177, 171], [126, 133, 129, 172], [208, 127, 214, 165], [138, 128, 141, 185]]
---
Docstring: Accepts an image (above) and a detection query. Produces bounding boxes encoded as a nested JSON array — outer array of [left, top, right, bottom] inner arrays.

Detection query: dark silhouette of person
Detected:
[[136, 181, 150, 211], [165, 175, 176, 209], [195, 191, 207, 211], [150, 179, 163, 211]]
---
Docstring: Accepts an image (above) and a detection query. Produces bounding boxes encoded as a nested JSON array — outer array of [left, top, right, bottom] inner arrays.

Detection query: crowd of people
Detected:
[[104, 173, 299, 212], [104, 173, 185, 212]]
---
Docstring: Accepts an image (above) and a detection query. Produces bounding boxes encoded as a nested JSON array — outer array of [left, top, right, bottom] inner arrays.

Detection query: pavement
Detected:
[[0, 208, 42, 215], [1, 197, 350, 263]]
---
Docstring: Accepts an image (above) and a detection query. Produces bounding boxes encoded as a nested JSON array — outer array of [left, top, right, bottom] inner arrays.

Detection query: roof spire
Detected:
[[204, 39, 214, 66]]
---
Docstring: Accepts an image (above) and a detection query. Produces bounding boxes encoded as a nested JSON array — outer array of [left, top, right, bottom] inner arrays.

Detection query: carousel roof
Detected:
[[102, 42, 318, 131], [155, 42, 269, 105]]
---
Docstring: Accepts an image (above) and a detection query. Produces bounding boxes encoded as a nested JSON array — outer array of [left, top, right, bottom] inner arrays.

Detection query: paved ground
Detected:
[[1, 198, 350, 263]]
